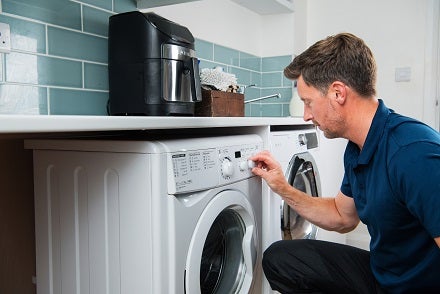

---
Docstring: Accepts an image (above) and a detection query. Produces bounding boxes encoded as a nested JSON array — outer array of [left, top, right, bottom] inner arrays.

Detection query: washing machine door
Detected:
[[281, 152, 321, 240], [185, 190, 258, 294]]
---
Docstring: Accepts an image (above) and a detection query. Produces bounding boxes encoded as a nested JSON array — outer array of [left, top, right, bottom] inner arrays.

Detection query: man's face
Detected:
[[296, 76, 345, 139]]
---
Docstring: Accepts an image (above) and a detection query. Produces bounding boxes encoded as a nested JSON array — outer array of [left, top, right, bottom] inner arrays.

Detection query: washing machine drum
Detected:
[[185, 191, 258, 294], [281, 152, 320, 240]]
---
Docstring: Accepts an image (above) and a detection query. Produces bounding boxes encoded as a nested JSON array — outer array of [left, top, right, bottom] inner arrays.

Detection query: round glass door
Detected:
[[200, 209, 246, 293], [281, 152, 321, 240], [185, 191, 257, 294]]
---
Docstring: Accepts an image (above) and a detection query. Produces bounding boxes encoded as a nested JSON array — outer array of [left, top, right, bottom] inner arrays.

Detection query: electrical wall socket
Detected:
[[0, 22, 11, 53]]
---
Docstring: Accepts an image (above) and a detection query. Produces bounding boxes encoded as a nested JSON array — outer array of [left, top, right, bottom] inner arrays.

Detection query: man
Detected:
[[251, 33, 440, 293]]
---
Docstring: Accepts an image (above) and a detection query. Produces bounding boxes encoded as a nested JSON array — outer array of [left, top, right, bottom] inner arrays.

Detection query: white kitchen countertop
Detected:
[[0, 115, 308, 134]]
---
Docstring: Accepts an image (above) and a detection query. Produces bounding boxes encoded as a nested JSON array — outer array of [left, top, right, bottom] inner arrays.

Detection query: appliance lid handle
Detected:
[[190, 57, 202, 102]]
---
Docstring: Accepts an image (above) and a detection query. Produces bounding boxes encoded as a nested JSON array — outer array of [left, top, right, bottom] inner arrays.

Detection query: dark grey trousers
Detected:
[[262, 239, 384, 294]]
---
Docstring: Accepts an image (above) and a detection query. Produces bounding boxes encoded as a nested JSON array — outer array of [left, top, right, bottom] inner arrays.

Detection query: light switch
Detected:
[[395, 67, 411, 82]]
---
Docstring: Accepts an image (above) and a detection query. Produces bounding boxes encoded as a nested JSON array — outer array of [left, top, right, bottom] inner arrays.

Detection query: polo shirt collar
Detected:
[[352, 99, 391, 165]]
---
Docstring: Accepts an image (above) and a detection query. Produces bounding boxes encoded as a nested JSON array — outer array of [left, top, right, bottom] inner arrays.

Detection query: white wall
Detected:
[[294, 0, 439, 128], [142, 0, 295, 57]]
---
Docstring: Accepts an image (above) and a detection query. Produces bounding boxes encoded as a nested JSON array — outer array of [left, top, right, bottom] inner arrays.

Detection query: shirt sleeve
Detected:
[[340, 173, 352, 197], [389, 141, 440, 238]]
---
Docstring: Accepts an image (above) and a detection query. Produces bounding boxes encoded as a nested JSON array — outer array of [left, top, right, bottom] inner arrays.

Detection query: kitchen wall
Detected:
[[0, 0, 295, 117]]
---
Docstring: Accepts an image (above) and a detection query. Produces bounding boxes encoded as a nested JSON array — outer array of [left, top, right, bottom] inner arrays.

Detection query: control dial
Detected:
[[221, 157, 234, 178], [239, 160, 256, 171]]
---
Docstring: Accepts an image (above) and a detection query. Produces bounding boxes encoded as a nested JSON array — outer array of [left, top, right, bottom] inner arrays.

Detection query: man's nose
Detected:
[[303, 107, 313, 122]]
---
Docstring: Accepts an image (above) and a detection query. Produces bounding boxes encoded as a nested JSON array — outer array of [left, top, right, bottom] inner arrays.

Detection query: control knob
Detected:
[[239, 160, 256, 171], [221, 157, 234, 178]]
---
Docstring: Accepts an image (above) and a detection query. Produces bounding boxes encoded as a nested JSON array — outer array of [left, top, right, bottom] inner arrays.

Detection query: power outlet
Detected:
[[0, 22, 11, 53]]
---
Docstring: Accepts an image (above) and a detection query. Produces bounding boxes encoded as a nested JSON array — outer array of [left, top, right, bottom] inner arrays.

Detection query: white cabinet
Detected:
[[137, 0, 201, 9], [137, 0, 294, 14], [231, 0, 294, 14]]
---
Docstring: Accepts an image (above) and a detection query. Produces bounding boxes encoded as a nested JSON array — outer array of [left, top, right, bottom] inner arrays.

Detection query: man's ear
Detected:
[[331, 81, 347, 105]]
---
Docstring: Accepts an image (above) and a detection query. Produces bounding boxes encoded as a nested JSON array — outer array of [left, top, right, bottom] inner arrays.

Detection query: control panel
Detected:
[[169, 136, 263, 194]]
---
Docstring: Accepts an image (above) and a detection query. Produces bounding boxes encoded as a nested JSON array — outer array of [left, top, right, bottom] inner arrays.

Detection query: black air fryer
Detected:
[[108, 11, 202, 116]]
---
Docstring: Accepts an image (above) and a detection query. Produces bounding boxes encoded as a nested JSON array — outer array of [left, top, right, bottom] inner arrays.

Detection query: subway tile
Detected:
[[213, 44, 239, 66], [283, 75, 293, 87], [261, 72, 283, 87], [80, 0, 112, 11], [282, 103, 291, 117], [83, 6, 112, 37], [114, 0, 137, 13], [0, 3, 289, 118], [195, 39, 213, 60], [250, 72, 261, 88], [0, 15, 46, 54], [49, 88, 108, 115], [260, 103, 283, 117], [240, 52, 261, 72], [84, 63, 108, 90], [199, 60, 223, 71], [3, 0, 81, 30], [48, 27, 107, 63], [230, 67, 251, 86], [6, 52, 82, 88], [261, 87, 292, 103], [262, 55, 292, 72], [244, 103, 251, 117], [243, 87, 260, 101], [249, 103, 262, 117], [0, 84, 47, 114]]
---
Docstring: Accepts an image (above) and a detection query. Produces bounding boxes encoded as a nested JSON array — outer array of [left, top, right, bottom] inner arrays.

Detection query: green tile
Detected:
[[84, 63, 108, 90], [5, 52, 82, 87], [262, 55, 292, 72], [199, 60, 223, 71], [114, 0, 137, 13], [83, 6, 112, 37], [244, 103, 251, 116], [0, 15, 46, 53], [249, 103, 262, 117], [0, 84, 47, 114], [283, 74, 293, 87], [240, 52, 260, 72], [261, 72, 283, 87], [195, 39, 213, 60], [261, 87, 292, 103], [260, 103, 283, 117], [81, 0, 112, 11], [49, 88, 108, 115], [48, 27, 107, 63], [281, 103, 291, 117], [230, 67, 251, 86], [3, 0, 81, 30], [243, 87, 260, 101], [250, 72, 261, 87], [213, 44, 239, 66]]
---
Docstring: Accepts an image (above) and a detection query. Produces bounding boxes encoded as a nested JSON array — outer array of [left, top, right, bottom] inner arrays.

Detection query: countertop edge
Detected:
[[0, 115, 309, 134]]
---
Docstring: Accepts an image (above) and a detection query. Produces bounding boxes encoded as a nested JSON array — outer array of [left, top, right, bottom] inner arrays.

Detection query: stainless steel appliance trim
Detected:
[[162, 43, 196, 60]]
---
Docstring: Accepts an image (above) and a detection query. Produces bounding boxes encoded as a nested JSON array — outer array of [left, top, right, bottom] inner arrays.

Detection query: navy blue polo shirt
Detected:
[[341, 99, 440, 292]]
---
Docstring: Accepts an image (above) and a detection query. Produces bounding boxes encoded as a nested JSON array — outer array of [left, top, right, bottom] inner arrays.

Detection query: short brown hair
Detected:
[[284, 33, 376, 97]]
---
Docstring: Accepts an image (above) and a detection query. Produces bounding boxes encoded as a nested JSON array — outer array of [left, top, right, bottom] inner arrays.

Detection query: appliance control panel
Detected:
[[168, 136, 263, 194], [271, 130, 319, 156]]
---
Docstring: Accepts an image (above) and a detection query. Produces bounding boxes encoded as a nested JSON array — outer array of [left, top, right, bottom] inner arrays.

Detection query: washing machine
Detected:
[[260, 126, 321, 293], [264, 126, 321, 248], [26, 134, 264, 294]]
